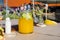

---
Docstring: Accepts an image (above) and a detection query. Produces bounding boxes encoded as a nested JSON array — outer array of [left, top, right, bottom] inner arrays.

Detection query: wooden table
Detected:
[[4, 23, 60, 40]]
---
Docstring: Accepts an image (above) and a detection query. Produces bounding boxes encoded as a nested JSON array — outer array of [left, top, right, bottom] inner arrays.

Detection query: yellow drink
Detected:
[[18, 17, 33, 34]]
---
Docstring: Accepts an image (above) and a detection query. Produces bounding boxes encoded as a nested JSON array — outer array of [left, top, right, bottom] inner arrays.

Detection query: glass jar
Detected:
[[18, 10, 34, 34]]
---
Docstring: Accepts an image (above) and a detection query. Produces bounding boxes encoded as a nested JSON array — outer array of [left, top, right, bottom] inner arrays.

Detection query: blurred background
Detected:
[[0, 0, 60, 22]]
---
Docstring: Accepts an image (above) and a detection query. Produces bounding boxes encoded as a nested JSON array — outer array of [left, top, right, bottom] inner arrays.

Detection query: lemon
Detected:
[[22, 13, 32, 20], [0, 27, 4, 31], [22, 13, 26, 18], [44, 20, 57, 26], [26, 13, 32, 20]]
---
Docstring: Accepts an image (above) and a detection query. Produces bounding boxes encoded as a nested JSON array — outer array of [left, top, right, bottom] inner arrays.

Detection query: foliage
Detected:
[[2, 10, 6, 15], [3, 13, 19, 20]]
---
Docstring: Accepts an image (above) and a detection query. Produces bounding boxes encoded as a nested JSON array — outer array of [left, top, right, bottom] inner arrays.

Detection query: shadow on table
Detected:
[[12, 25, 18, 31]]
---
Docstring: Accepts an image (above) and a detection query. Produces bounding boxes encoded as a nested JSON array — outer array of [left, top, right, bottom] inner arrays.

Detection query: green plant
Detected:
[[3, 13, 19, 20], [2, 10, 6, 15]]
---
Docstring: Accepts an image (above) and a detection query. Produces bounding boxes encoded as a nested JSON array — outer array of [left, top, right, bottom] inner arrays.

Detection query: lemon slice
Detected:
[[0, 27, 4, 31], [26, 13, 32, 20]]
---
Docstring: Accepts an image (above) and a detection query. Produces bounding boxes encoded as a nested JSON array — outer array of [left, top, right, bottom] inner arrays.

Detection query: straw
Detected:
[[32, 0, 34, 15], [45, 4, 48, 20], [6, 0, 8, 17]]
